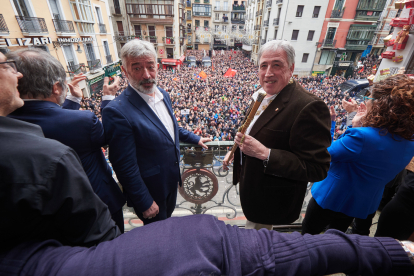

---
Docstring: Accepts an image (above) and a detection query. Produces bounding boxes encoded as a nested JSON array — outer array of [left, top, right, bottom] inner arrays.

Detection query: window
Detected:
[[239, 25, 244, 30], [204, 20, 209, 27], [95, 6, 103, 23], [222, 25, 227, 32], [70, 0, 94, 22], [134, 25, 141, 36], [63, 45, 76, 66], [388, 10, 396, 18], [274, 29, 278, 39], [166, 26, 173, 37], [49, 0, 63, 20], [193, 4, 212, 17], [313, 6, 321, 18], [223, 1, 228, 10], [215, 25, 219, 31], [296, 5, 304, 17], [307, 30, 315, 41], [302, 53, 309, 63], [215, 13, 219, 20], [291, 30, 299, 40], [383, 23, 390, 31], [195, 20, 200, 27], [103, 40, 110, 56], [215, 0, 220, 9], [117, 21, 124, 35], [378, 37, 384, 44], [319, 50, 335, 65]]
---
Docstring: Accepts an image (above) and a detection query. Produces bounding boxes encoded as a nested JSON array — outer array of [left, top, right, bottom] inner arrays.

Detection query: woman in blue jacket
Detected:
[[302, 74, 414, 235]]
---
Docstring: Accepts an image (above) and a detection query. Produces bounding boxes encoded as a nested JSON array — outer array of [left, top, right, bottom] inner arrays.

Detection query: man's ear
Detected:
[[290, 63, 295, 76], [52, 81, 62, 96]]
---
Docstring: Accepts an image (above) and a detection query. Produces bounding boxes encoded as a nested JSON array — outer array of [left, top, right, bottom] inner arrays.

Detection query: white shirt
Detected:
[[131, 86, 175, 143], [240, 89, 278, 164]]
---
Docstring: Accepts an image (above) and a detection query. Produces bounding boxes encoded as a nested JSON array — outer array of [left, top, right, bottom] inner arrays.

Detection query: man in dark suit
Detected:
[[1, 51, 413, 276], [7, 49, 126, 232], [224, 40, 332, 230], [103, 40, 211, 224]]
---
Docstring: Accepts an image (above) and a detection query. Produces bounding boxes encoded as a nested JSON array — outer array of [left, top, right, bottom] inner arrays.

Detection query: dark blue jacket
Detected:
[[9, 99, 125, 214], [102, 86, 200, 213]]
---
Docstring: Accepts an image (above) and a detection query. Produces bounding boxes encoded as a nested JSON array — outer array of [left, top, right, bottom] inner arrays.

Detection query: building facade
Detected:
[[0, 0, 119, 97], [312, 0, 387, 77], [370, 0, 396, 56]]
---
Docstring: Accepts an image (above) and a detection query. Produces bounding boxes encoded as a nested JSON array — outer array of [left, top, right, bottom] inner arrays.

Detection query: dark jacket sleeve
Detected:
[[62, 99, 81, 110], [41, 147, 120, 247], [265, 100, 331, 182]]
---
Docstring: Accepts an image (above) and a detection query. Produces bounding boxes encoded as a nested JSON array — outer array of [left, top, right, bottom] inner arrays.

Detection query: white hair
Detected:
[[258, 40, 295, 67], [121, 39, 157, 66]]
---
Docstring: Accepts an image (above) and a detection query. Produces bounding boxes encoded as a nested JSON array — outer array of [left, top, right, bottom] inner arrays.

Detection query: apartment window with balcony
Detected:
[[388, 10, 396, 18], [232, 25, 236, 31], [383, 23, 390, 31], [313, 6, 320, 18], [307, 30, 315, 41], [63, 45, 76, 68], [195, 20, 200, 27], [215, 13, 219, 20], [166, 26, 173, 37], [223, 1, 228, 10], [204, 20, 209, 27], [378, 37, 384, 44], [148, 25, 157, 43], [103, 40, 112, 64], [134, 25, 141, 36], [291, 30, 299, 40], [215, 25, 219, 31], [117, 21, 124, 35], [193, 4, 212, 17], [95, 6, 106, 33], [302, 53, 309, 63], [215, 1, 220, 9], [222, 25, 227, 32], [296, 5, 304, 17], [70, 0, 94, 35]]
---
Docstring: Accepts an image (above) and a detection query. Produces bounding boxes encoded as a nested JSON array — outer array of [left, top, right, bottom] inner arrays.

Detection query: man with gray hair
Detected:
[[7, 49, 126, 232], [223, 40, 332, 230], [102, 40, 210, 224]]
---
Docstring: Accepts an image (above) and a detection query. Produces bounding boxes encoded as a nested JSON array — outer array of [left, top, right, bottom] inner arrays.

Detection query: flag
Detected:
[[173, 77, 178, 81], [358, 66, 364, 74], [166, 38, 171, 44], [212, 63, 214, 71], [198, 71, 207, 79], [223, 68, 237, 77]]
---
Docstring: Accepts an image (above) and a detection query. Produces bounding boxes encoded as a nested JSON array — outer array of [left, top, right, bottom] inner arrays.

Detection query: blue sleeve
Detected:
[[102, 106, 153, 213], [328, 128, 365, 163], [100, 100, 111, 113], [89, 113, 106, 148], [330, 121, 336, 143], [179, 127, 201, 144], [62, 99, 81, 110]]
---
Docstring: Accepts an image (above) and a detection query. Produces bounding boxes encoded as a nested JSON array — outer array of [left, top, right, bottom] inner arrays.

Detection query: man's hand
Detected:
[[329, 106, 337, 121], [235, 132, 269, 160], [143, 201, 159, 219], [67, 73, 87, 98], [352, 102, 367, 128], [222, 151, 234, 171], [198, 137, 212, 149], [103, 76, 120, 96], [342, 98, 358, 113]]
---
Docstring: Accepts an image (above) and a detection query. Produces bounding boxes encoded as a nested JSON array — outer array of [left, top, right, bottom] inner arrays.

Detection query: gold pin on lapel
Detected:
[[275, 108, 279, 112]]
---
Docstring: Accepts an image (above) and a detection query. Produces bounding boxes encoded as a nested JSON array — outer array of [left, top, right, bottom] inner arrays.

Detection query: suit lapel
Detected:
[[126, 86, 174, 144], [249, 81, 295, 137]]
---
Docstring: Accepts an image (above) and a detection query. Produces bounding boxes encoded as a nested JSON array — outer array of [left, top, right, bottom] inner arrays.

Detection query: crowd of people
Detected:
[[79, 50, 371, 141]]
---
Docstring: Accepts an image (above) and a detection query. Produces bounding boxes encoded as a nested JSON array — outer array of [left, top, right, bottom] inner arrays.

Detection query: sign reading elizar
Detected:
[[0, 37, 52, 47]]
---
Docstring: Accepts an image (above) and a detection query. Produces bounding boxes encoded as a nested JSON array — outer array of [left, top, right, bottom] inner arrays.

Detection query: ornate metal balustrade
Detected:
[[52, 19, 75, 33], [0, 14, 9, 34], [99, 23, 107, 33], [15, 16, 48, 34]]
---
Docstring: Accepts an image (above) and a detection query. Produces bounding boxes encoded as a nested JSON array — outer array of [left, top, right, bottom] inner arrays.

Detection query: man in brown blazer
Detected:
[[223, 40, 331, 230]]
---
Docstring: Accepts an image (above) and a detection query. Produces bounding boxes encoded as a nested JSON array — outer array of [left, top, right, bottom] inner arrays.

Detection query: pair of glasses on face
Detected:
[[0, 60, 18, 74], [362, 96, 375, 102]]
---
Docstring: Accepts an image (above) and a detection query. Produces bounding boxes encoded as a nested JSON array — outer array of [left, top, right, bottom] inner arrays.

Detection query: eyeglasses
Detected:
[[362, 96, 375, 102], [0, 60, 18, 74]]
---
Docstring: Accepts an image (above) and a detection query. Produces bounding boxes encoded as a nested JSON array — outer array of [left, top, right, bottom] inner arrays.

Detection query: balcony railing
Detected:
[[231, 19, 245, 24], [214, 6, 230, 11], [276, 0, 283, 4], [253, 39, 259, 44], [256, 10, 262, 16], [114, 5, 121, 14], [187, 14, 192, 20], [273, 18, 279, 25], [186, 1, 191, 7], [163, 36, 174, 44], [232, 5, 246, 10], [186, 28, 192, 33], [15, 16, 48, 34], [145, 36, 158, 43], [345, 40, 370, 50], [266, 1, 272, 8], [0, 14, 9, 34], [204, 0, 210, 3], [87, 59, 102, 71], [254, 25, 261, 30], [193, 12, 211, 17], [264, 20, 269, 27], [322, 39, 336, 47], [113, 31, 135, 41], [195, 38, 200, 43], [67, 62, 86, 77], [194, 0, 200, 2], [99, 23, 106, 33], [330, 10, 344, 18], [126, 3, 173, 17], [106, 55, 113, 64], [52, 19, 75, 33]]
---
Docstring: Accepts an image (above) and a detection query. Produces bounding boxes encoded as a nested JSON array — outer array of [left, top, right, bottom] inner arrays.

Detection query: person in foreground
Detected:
[[102, 40, 211, 224], [223, 40, 331, 230], [1, 54, 414, 276], [302, 74, 414, 235]]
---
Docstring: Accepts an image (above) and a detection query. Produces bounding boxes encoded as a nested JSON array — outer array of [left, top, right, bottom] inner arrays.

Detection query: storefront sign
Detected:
[[0, 37, 52, 47], [88, 74, 105, 95], [57, 37, 94, 43]]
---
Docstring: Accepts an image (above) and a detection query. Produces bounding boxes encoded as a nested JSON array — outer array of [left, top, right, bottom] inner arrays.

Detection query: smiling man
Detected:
[[102, 40, 210, 224], [223, 40, 332, 230]]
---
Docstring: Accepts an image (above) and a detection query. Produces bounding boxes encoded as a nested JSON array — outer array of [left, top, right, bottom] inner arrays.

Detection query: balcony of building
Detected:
[[113, 31, 135, 42], [273, 18, 279, 26], [263, 20, 269, 27], [276, 0, 283, 4], [187, 14, 192, 20], [106, 55, 113, 64], [231, 18, 245, 24], [125, 3, 174, 23], [87, 59, 102, 73], [76, 22, 94, 36], [252, 38, 259, 44], [145, 36, 158, 44], [163, 37, 175, 44], [203, 0, 210, 3], [52, 19, 76, 35], [254, 25, 261, 30], [15, 16, 48, 36], [266, 1, 272, 8], [0, 14, 9, 35], [99, 23, 106, 34], [111, 4, 122, 15], [256, 10, 262, 16], [322, 38, 337, 47], [355, 0, 386, 21], [193, 11, 212, 17], [232, 4, 246, 10], [222, 16, 230, 23], [186, 28, 193, 33], [214, 6, 230, 11], [345, 40, 371, 50], [330, 10, 344, 19], [67, 62, 86, 78]]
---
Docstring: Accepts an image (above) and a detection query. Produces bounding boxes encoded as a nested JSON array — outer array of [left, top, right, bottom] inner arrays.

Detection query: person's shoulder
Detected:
[[104, 89, 129, 109]]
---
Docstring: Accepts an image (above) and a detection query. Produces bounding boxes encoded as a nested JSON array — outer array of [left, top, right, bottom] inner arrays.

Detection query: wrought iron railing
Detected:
[[15, 16, 48, 34], [87, 59, 102, 71], [52, 19, 75, 33], [114, 5, 121, 14], [145, 36, 158, 43], [266, 0, 272, 8], [67, 63, 86, 77], [276, 0, 283, 4], [273, 18, 279, 25], [193, 11, 211, 16], [106, 55, 112, 64], [330, 10, 344, 18], [264, 20, 269, 26], [232, 5, 245, 10], [323, 38, 336, 47], [126, 4, 173, 17], [99, 23, 106, 33], [0, 14, 9, 34]]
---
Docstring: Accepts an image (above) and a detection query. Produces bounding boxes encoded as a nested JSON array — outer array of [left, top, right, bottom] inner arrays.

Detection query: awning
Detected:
[[179, 55, 185, 63], [161, 58, 178, 65]]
